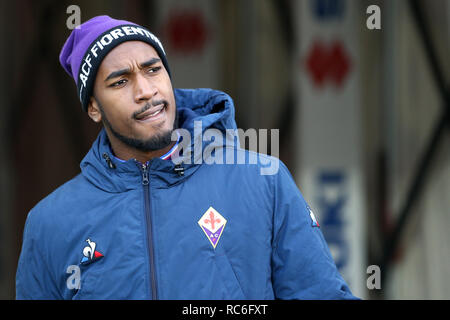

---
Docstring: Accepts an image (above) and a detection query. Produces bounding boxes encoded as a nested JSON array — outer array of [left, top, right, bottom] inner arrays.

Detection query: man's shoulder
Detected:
[[29, 173, 90, 221], [219, 148, 301, 194]]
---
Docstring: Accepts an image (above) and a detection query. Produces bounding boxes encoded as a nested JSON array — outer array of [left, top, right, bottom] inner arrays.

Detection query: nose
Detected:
[[134, 73, 157, 103]]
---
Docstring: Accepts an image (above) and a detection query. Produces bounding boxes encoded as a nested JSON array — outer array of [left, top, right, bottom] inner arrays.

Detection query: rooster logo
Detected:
[[80, 238, 104, 265]]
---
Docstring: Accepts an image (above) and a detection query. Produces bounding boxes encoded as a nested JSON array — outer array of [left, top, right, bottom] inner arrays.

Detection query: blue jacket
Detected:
[[16, 88, 357, 300]]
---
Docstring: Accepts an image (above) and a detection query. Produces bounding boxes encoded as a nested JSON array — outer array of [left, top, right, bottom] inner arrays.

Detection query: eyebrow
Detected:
[[140, 57, 161, 68], [104, 57, 162, 82]]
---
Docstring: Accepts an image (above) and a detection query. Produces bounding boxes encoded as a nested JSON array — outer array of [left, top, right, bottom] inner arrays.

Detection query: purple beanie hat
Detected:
[[59, 15, 170, 112]]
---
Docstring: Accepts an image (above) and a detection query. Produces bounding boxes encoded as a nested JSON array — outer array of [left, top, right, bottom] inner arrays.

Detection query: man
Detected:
[[16, 15, 358, 300]]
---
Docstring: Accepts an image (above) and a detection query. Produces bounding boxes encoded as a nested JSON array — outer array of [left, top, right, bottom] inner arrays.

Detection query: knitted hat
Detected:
[[59, 15, 171, 112]]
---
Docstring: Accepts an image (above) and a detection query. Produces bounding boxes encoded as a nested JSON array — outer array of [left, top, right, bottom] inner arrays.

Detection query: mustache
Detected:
[[132, 100, 168, 120]]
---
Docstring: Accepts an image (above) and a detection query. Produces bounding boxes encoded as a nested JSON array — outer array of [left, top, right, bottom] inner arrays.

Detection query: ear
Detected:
[[87, 96, 102, 123]]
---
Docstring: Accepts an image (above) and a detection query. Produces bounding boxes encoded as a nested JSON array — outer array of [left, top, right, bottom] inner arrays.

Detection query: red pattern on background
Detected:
[[164, 9, 209, 55], [305, 40, 351, 88]]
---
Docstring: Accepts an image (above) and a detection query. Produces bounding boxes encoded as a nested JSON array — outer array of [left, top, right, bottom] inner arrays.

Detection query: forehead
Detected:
[[98, 41, 159, 73]]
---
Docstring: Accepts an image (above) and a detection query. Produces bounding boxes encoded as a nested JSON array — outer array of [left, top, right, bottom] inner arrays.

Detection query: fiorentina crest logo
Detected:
[[198, 207, 227, 249]]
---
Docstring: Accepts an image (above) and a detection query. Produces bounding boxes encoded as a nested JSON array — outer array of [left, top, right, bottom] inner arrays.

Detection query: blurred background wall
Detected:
[[0, 0, 449, 299]]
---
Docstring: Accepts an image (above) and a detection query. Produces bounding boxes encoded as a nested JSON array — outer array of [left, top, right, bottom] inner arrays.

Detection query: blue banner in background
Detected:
[[310, 0, 346, 20]]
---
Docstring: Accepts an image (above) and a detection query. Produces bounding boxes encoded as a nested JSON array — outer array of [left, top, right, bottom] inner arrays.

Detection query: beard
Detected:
[[96, 97, 178, 153]]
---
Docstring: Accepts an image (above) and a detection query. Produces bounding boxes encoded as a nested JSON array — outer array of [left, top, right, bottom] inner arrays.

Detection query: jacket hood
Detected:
[[80, 88, 238, 192]]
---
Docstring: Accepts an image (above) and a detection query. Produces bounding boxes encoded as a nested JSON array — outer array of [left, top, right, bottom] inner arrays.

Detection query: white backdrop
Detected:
[[153, 0, 220, 90], [294, 0, 367, 299]]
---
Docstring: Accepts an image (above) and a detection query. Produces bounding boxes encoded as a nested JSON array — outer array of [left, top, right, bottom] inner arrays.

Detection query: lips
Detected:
[[135, 104, 165, 121]]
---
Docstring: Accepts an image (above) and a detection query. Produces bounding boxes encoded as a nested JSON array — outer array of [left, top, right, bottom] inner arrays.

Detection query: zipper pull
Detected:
[[102, 153, 116, 169], [174, 164, 184, 176], [141, 163, 149, 185]]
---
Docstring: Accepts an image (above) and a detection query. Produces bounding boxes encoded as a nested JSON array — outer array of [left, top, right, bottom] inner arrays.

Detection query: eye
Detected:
[[110, 79, 127, 87], [147, 66, 162, 74]]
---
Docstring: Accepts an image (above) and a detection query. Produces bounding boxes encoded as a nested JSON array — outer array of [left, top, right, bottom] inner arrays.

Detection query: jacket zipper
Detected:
[[140, 162, 158, 300]]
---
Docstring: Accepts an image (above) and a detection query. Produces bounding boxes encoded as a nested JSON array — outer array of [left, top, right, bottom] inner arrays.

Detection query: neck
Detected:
[[105, 129, 177, 164]]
